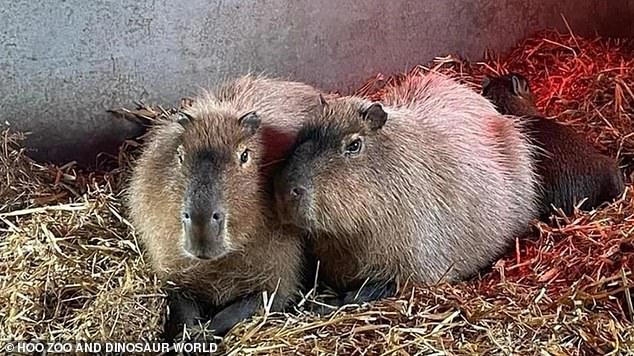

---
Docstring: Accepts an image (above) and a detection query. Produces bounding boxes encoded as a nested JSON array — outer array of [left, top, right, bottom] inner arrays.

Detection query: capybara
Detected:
[[482, 73, 625, 220], [127, 74, 325, 338], [274, 73, 540, 303]]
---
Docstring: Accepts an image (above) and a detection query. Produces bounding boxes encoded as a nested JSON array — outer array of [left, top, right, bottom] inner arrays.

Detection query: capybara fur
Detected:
[[127, 74, 325, 338], [274, 73, 540, 303], [482, 73, 625, 220]]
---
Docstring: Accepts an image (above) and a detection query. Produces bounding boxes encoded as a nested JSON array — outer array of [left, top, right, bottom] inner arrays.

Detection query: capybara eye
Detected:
[[240, 149, 250, 164], [345, 138, 363, 155]]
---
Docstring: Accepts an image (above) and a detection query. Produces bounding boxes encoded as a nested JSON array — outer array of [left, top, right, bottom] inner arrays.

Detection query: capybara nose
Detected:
[[181, 206, 227, 260], [211, 210, 225, 227], [290, 186, 307, 200], [181, 207, 225, 239], [182, 211, 192, 225]]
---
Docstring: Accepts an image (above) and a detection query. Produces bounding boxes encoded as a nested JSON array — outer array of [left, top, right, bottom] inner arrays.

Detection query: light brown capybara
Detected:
[[128, 74, 325, 338], [274, 73, 540, 304]]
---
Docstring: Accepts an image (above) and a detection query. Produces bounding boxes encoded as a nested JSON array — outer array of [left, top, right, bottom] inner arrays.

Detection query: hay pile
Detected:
[[0, 131, 165, 342], [1, 29, 633, 355]]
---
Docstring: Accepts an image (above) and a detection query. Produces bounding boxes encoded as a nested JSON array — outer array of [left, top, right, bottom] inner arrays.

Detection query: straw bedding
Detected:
[[0, 131, 165, 343], [1, 29, 633, 355]]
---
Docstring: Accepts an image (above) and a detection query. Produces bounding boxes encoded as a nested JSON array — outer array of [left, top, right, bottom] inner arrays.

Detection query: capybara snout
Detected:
[[181, 202, 228, 260], [274, 159, 315, 227], [180, 166, 229, 260]]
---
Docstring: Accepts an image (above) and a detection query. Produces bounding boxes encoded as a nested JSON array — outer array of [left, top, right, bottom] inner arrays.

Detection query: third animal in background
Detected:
[[482, 73, 625, 220]]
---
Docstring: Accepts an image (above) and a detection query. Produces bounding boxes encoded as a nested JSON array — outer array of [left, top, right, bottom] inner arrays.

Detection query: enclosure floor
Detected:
[[1, 29, 633, 355]]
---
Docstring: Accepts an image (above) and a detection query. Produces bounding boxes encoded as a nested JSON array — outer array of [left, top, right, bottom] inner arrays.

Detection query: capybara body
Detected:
[[127, 75, 323, 337], [482, 73, 625, 219], [274, 73, 540, 299]]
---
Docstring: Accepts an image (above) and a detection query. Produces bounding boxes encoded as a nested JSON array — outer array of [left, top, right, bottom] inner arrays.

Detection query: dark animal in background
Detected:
[[127, 75, 325, 340], [482, 73, 625, 220], [274, 73, 540, 304]]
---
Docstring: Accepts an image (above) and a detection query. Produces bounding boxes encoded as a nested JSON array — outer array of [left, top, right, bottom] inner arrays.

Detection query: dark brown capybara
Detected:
[[482, 73, 625, 220]]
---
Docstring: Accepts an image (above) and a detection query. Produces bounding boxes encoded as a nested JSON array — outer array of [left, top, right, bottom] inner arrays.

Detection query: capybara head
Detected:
[[172, 109, 264, 260], [274, 97, 388, 233], [481, 73, 538, 116]]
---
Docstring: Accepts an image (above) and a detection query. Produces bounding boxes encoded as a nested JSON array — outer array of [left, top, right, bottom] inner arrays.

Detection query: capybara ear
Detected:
[[175, 112, 193, 127], [238, 111, 261, 135], [361, 103, 388, 131], [511, 74, 530, 97]]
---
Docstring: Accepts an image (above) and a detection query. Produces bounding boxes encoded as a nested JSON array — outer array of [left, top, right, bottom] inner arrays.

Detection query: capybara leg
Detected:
[[343, 280, 397, 304], [163, 289, 210, 343], [208, 294, 261, 336]]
